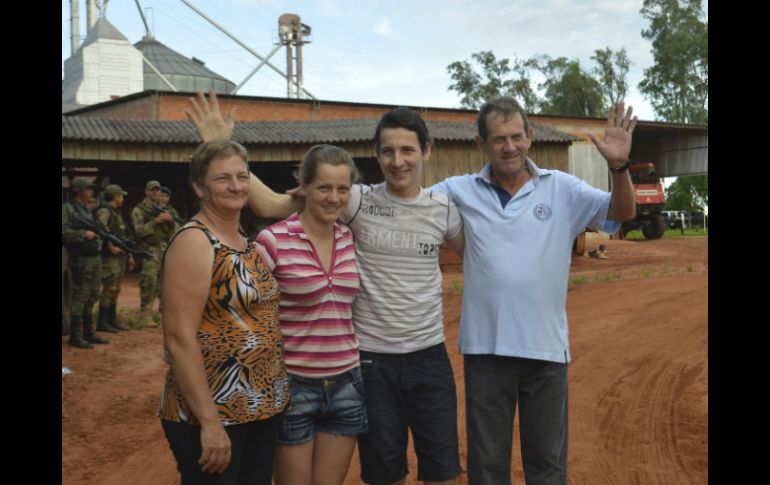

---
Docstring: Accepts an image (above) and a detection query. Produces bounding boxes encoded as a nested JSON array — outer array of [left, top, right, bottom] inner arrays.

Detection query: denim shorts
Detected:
[[278, 366, 368, 445], [357, 343, 461, 485]]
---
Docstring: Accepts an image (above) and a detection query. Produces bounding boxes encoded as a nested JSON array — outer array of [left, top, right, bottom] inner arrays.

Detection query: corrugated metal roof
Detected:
[[62, 103, 87, 114], [62, 116, 197, 143], [62, 116, 578, 144], [80, 18, 128, 49], [527, 123, 582, 143], [635, 120, 708, 131], [135, 37, 235, 87]]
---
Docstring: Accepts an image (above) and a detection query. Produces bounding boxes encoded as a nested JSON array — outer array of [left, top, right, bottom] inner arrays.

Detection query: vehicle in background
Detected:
[[661, 210, 708, 231], [622, 162, 667, 239], [662, 210, 687, 230]]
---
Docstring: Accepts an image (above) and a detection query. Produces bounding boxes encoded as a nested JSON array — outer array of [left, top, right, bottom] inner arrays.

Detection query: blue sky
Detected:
[[62, 0, 702, 121]]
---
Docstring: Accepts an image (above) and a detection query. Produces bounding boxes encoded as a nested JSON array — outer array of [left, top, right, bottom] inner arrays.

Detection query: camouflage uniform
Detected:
[[62, 180, 109, 347], [154, 203, 183, 302], [131, 199, 177, 313], [166, 205, 182, 233], [95, 187, 132, 332]]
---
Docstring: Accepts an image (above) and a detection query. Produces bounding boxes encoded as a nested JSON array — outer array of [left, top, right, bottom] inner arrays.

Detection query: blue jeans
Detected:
[[278, 367, 368, 445], [465, 354, 568, 485], [357, 343, 461, 485]]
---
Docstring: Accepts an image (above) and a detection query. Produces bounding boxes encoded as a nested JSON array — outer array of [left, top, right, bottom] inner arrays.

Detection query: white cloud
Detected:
[[372, 18, 400, 41]]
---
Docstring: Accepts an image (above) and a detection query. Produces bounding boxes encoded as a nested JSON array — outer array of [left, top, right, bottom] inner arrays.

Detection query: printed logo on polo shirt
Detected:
[[533, 203, 552, 221]]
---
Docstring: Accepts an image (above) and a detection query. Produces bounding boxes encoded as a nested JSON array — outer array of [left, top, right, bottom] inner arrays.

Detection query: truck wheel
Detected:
[[642, 214, 667, 239], [62, 247, 73, 336]]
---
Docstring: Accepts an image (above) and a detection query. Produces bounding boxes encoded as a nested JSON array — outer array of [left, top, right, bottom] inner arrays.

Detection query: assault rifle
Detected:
[[151, 205, 186, 226], [74, 214, 152, 258]]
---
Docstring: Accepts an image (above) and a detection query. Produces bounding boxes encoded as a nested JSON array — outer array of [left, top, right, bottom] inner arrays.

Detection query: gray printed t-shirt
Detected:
[[340, 183, 462, 353]]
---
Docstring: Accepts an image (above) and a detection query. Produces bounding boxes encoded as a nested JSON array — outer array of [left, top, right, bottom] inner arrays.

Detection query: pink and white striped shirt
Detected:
[[256, 213, 360, 378]]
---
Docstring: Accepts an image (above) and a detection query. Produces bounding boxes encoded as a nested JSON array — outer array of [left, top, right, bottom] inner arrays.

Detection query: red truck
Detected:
[[621, 162, 668, 239]]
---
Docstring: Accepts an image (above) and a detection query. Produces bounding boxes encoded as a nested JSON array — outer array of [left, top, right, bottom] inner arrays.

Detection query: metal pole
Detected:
[[143, 57, 178, 91], [99, 0, 110, 18], [179, 0, 316, 99], [231, 44, 282, 94], [87, 0, 97, 32], [134, 0, 154, 38], [296, 40, 303, 99], [286, 42, 294, 98], [70, 0, 80, 55]]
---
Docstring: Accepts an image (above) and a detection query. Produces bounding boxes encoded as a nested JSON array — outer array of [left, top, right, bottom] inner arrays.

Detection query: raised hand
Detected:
[[588, 102, 638, 167], [185, 89, 236, 142]]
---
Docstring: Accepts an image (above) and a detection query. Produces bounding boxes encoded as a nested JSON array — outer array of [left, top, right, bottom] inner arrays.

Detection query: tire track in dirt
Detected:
[[568, 273, 707, 485]]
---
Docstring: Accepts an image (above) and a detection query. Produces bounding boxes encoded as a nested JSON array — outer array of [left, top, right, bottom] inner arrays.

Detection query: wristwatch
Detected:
[[609, 160, 632, 173]]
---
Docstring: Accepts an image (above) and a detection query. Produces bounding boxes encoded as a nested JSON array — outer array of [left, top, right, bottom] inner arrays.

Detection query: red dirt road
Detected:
[[62, 236, 708, 484]]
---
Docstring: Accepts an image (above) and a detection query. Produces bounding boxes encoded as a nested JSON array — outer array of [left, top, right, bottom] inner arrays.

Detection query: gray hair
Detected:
[[477, 96, 531, 141]]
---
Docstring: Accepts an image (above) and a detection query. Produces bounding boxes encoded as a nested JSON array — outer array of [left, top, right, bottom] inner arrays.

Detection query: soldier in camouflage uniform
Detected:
[[155, 186, 183, 308], [95, 184, 134, 333], [131, 180, 177, 324], [158, 186, 182, 232], [62, 177, 110, 348]]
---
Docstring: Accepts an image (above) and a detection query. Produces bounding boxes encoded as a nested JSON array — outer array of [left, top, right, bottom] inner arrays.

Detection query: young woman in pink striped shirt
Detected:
[[255, 145, 366, 485]]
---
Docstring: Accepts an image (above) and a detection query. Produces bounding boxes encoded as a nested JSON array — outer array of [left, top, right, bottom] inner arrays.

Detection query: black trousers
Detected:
[[161, 415, 282, 485], [464, 355, 568, 485]]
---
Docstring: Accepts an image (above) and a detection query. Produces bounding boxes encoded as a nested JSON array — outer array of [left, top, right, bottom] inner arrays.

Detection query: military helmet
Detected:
[[104, 184, 128, 198], [71, 177, 97, 193]]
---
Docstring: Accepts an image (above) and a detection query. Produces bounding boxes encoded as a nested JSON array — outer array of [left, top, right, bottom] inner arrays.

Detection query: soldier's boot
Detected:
[[96, 306, 120, 333], [68, 315, 94, 349], [83, 310, 110, 344], [109, 303, 130, 331]]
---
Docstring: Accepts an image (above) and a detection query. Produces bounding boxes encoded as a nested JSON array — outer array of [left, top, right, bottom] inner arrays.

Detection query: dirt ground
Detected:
[[62, 236, 708, 485]]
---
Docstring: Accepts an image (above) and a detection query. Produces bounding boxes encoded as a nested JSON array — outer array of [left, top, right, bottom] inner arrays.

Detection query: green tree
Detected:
[[664, 175, 708, 212], [591, 47, 631, 107], [639, 0, 708, 123], [446, 50, 625, 116], [534, 55, 606, 117], [446, 51, 538, 110]]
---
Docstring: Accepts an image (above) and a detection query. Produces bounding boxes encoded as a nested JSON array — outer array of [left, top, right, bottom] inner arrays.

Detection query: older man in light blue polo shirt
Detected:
[[431, 96, 637, 485]]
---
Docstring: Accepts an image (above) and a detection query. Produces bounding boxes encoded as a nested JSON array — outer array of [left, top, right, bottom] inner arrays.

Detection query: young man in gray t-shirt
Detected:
[[187, 92, 464, 485]]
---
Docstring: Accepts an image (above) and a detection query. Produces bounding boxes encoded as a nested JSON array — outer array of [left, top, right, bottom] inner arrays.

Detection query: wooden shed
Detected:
[[62, 113, 578, 234]]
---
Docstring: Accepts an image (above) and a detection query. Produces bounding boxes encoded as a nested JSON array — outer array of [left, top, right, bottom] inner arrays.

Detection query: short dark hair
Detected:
[[374, 107, 431, 154], [189, 140, 249, 196], [294, 144, 361, 185], [477, 96, 531, 141]]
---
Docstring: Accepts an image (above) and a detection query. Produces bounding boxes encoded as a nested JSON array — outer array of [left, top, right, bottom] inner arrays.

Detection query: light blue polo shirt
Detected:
[[431, 159, 620, 363]]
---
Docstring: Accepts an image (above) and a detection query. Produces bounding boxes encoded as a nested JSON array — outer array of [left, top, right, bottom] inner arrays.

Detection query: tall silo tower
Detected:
[[62, 16, 144, 105]]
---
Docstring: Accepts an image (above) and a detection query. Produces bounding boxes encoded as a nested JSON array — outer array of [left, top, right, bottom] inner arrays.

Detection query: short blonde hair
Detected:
[[189, 140, 249, 195]]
